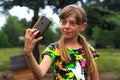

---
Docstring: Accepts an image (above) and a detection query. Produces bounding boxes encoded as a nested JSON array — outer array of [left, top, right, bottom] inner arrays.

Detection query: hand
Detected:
[[24, 28, 43, 55]]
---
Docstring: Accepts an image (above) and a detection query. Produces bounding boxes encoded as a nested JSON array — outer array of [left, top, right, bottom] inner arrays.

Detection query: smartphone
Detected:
[[32, 15, 52, 38]]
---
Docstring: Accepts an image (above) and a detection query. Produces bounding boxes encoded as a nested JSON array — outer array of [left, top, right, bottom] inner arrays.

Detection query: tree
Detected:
[[20, 18, 31, 30], [0, 0, 46, 63], [1, 0, 120, 60], [102, 0, 120, 12], [55, 27, 61, 41], [47, 0, 79, 13], [2, 14, 24, 47], [40, 27, 57, 45], [0, 0, 86, 63], [0, 30, 9, 48]]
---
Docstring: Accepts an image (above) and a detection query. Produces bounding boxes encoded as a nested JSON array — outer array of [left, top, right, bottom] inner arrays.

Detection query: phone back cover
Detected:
[[33, 15, 52, 36]]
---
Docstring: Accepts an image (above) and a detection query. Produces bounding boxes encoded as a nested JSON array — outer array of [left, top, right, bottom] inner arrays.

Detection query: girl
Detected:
[[24, 4, 99, 80]]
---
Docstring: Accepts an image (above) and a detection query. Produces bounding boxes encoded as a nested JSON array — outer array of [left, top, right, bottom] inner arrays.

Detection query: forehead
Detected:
[[60, 8, 77, 19], [61, 14, 76, 21]]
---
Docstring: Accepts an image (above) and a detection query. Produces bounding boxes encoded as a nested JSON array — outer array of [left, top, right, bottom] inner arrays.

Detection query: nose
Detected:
[[64, 22, 70, 29]]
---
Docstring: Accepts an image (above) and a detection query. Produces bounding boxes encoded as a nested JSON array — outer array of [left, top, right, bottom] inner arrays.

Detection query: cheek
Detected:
[[76, 26, 81, 32], [73, 26, 80, 32], [72, 27, 81, 35], [74, 30, 80, 35]]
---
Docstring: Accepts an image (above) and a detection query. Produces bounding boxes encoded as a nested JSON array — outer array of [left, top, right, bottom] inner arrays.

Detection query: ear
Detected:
[[79, 22, 87, 32]]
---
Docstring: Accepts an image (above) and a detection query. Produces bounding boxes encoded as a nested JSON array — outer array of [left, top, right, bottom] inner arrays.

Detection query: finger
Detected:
[[25, 29, 36, 43], [25, 28, 31, 35], [28, 29, 38, 37], [38, 36, 43, 40], [31, 30, 40, 39], [25, 29, 30, 40], [34, 36, 43, 43]]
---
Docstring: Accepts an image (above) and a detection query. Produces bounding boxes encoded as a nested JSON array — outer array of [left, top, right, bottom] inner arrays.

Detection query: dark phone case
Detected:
[[33, 15, 52, 37]]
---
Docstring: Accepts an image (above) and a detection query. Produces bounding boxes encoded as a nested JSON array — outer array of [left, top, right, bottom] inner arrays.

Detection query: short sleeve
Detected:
[[42, 43, 59, 63], [88, 43, 99, 61]]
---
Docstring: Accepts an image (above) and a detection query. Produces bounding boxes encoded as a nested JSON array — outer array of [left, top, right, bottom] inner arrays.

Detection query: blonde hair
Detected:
[[58, 4, 95, 76]]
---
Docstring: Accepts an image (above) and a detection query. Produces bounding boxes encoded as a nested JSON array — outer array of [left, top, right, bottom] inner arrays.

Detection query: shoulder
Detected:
[[88, 43, 100, 60], [46, 42, 58, 49], [42, 43, 58, 63], [88, 43, 96, 52]]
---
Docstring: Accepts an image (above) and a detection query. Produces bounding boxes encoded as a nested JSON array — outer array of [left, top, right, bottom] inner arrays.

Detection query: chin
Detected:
[[63, 35, 72, 39]]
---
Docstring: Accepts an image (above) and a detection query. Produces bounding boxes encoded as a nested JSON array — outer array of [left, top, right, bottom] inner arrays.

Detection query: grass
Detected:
[[97, 49, 120, 80], [0, 47, 24, 70], [97, 49, 120, 73], [0, 45, 46, 71], [0, 47, 120, 79]]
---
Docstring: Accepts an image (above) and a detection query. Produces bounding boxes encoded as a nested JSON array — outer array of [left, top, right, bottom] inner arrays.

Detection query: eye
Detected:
[[60, 20, 67, 25], [69, 21, 77, 26]]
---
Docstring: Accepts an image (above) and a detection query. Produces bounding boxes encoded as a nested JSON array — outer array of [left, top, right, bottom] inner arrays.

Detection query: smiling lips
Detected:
[[63, 31, 71, 35]]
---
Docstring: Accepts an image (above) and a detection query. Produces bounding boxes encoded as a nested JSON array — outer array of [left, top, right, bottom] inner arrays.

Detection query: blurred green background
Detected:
[[0, 0, 120, 80]]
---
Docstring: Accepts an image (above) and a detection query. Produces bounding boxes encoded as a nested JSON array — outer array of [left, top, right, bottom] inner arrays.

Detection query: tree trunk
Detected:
[[31, 6, 40, 64]]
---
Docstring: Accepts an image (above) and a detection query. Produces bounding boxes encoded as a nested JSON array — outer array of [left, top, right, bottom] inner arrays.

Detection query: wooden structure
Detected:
[[10, 54, 36, 80]]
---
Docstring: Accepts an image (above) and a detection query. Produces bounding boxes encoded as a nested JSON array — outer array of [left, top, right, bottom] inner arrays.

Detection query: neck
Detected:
[[64, 36, 81, 49]]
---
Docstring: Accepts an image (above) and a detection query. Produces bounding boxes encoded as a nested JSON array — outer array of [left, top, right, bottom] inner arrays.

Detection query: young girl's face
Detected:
[[60, 14, 81, 39]]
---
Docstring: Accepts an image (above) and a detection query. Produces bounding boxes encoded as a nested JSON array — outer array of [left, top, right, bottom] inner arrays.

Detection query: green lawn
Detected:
[[0, 47, 24, 70], [0, 47, 120, 79], [97, 49, 120, 73], [0, 45, 46, 70]]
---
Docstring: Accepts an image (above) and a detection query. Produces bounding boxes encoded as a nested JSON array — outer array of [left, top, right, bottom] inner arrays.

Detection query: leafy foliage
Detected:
[[84, 5, 120, 48], [0, 30, 9, 47], [1, 0, 120, 48], [1, 14, 27, 47], [102, 0, 120, 11]]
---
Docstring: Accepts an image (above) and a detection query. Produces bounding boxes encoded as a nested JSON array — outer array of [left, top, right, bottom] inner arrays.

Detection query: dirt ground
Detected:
[[0, 70, 120, 80]]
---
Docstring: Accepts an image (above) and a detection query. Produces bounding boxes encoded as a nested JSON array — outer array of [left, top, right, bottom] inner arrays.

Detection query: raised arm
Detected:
[[24, 28, 52, 79]]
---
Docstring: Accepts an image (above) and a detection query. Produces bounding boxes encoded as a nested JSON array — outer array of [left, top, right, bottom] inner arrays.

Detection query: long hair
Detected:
[[58, 4, 95, 76]]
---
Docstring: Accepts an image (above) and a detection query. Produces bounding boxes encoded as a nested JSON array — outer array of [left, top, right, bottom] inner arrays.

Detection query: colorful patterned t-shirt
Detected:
[[42, 43, 99, 80]]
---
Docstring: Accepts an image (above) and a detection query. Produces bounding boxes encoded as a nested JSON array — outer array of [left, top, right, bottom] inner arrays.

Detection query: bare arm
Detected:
[[24, 28, 52, 79], [90, 62, 99, 80], [25, 53, 52, 79]]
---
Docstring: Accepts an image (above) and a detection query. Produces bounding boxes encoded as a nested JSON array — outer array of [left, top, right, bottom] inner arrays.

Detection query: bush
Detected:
[[0, 30, 10, 48]]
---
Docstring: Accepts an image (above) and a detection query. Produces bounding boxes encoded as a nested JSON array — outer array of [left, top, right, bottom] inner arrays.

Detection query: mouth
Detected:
[[63, 31, 71, 35]]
